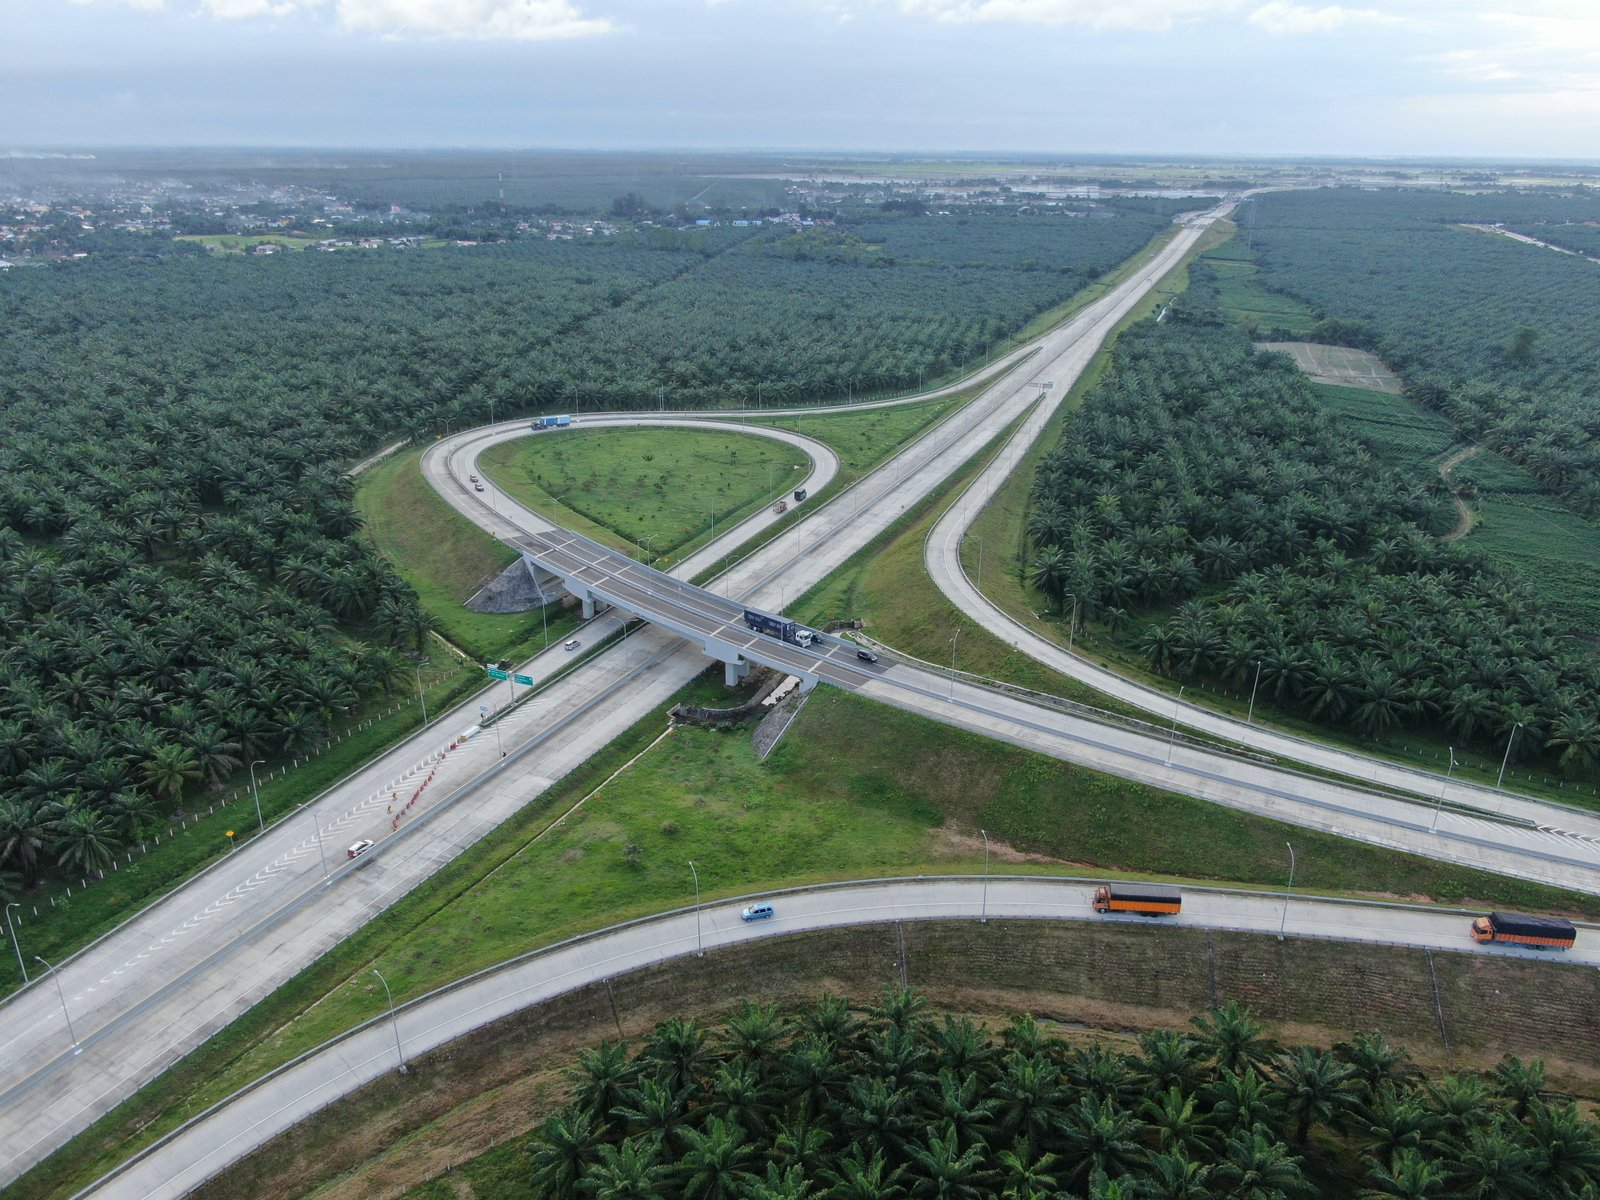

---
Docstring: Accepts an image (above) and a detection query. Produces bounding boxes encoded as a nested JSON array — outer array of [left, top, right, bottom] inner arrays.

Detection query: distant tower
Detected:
[[499, 171, 505, 213]]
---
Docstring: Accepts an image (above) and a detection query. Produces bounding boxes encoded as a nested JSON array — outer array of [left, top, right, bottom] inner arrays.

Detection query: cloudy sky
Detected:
[[8, 0, 1599, 157]]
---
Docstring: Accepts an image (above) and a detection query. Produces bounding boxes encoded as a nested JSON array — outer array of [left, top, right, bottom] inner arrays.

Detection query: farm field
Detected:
[[1190, 238, 1318, 335], [1472, 497, 1600, 636], [173, 233, 321, 252], [1308, 382, 1455, 472], [1256, 342, 1402, 393]]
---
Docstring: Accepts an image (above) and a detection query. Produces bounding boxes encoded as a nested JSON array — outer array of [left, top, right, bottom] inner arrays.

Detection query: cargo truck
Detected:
[[743, 609, 817, 648], [1469, 912, 1576, 950], [793, 488, 807, 503], [1093, 883, 1182, 917], [530, 415, 573, 431]]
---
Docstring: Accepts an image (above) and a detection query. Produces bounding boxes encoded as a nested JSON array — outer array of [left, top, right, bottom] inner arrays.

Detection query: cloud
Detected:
[[66, 0, 168, 10], [878, 0, 1252, 34], [330, 0, 616, 39], [1247, 2, 1390, 35], [201, 0, 297, 16]]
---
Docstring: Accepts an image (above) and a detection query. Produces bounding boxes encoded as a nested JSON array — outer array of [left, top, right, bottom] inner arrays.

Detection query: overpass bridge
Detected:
[[512, 527, 874, 690]]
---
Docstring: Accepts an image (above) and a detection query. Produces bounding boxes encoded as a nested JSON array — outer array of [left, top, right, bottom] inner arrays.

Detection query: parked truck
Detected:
[[1093, 883, 1182, 917], [1469, 911, 1576, 950], [744, 608, 817, 648], [530, 414, 573, 431]]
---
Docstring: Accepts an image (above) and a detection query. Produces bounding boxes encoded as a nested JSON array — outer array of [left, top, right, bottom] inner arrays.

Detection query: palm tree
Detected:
[[994, 1148, 1061, 1200], [1360, 1085, 1437, 1168], [1211, 1128, 1307, 1199], [1057, 1095, 1147, 1190], [1207, 1069, 1284, 1141], [141, 742, 200, 804], [1443, 1127, 1539, 1199], [52, 805, 121, 875], [529, 1109, 602, 1200], [1144, 1086, 1215, 1157], [819, 1153, 906, 1200], [1335, 1033, 1418, 1102], [0, 797, 57, 883], [1274, 1046, 1361, 1144], [1492, 1055, 1547, 1121], [582, 1138, 670, 1200], [1136, 1148, 1213, 1200], [568, 1039, 638, 1138], [1190, 1003, 1276, 1077], [993, 1053, 1067, 1158], [676, 1115, 760, 1200], [1522, 1100, 1600, 1195], [1359, 1148, 1446, 1199]]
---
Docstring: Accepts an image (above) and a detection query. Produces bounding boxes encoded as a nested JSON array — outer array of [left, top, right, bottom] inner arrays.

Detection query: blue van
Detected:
[[741, 903, 775, 922]]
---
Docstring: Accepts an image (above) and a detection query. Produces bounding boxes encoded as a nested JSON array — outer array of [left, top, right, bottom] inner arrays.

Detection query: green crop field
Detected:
[[1450, 449, 1546, 495], [1471, 497, 1600, 636], [1194, 242, 1319, 335], [481, 427, 808, 561], [173, 233, 321, 253], [1310, 383, 1456, 471]]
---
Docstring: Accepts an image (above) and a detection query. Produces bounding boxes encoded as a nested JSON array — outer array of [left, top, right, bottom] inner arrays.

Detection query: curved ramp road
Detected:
[[80, 876, 1600, 1199], [923, 419, 1600, 838]]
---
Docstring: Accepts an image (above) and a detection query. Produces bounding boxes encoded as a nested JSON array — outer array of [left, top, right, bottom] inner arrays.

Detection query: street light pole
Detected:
[[979, 829, 990, 924], [1065, 594, 1078, 653], [1246, 662, 1263, 726], [372, 969, 407, 1074], [1432, 748, 1457, 831], [1278, 842, 1296, 941], [949, 629, 962, 701], [1165, 686, 1185, 765], [5, 902, 27, 983], [1496, 723, 1523, 791], [414, 664, 428, 727], [35, 955, 80, 1053], [296, 802, 330, 878], [249, 759, 266, 833], [688, 860, 703, 957]]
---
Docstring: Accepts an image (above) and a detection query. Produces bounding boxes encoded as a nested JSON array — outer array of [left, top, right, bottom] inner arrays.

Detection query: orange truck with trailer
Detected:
[[1469, 911, 1576, 950], [1093, 883, 1182, 917]]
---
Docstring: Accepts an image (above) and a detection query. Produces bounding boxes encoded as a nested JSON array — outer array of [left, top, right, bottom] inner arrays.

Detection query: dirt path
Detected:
[[1437, 443, 1482, 542]]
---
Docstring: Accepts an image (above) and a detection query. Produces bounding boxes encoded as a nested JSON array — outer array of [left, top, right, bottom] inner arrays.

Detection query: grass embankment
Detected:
[[355, 447, 579, 665], [0, 646, 478, 997], [756, 391, 969, 485], [204, 923, 1600, 1200], [28, 677, 1600, 1200], [479, 426, 809, 561]]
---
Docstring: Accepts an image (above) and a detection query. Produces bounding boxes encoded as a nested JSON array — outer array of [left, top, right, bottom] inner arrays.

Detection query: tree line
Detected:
[[1027, 320, 1600, 775], [524, 988, 1600, 1199]]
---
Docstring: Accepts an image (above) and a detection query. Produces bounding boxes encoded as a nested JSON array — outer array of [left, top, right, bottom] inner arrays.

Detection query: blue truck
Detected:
[[530, 414, 573, 431], [744, 609, 817, 649]]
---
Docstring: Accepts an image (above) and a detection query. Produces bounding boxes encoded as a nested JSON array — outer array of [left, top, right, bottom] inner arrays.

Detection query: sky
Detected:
[[7, 0, 1600, 158]]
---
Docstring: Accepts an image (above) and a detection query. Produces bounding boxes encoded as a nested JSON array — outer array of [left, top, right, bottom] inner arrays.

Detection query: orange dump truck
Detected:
[[1093, 883, 1182, 917], [1469, 912, 1576, 950]]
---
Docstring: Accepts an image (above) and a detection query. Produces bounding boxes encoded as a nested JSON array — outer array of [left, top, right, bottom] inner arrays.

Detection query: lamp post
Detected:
[[1432, 748, 1457, 831], [34, 955, 80, 1053], [1496, 723, 1524, 791], [5, 902, 26, 983], [1246, 662, 1263, 726], [414, 664, 428, 727], [949, 629, 962, 701], [249, 759, 266, 833], [295, 801, 330, 878], [1165, 686, 1185, 765], [979, 829, 990, 924], [1278, 842, 1296, 941], [372, 969, 407, 1074], [689, 860, 703, 957], [1065, 594, 1078, 653]]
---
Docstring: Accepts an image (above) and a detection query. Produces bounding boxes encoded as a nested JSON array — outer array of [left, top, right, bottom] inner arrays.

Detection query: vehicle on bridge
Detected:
[[1093, 883, 1182, 917], [744, 608, 817, 649], [1470, 911, 1576, 949], [530, 414, 573, 431]]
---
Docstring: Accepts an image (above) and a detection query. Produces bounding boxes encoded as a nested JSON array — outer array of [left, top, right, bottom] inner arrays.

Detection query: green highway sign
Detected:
[[513, 673, 535, 686], [485, 667, 509, 681]]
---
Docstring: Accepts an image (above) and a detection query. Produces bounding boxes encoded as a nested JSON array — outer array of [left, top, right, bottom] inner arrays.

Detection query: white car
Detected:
[[564, 638, 581, 651], [473, 482, 485, 492], [346, 839, 374, 860]]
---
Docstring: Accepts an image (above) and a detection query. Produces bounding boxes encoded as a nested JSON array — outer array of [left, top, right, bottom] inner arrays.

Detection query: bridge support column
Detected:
[[581, 594, 597, 620], [724, 658, 750, 688]]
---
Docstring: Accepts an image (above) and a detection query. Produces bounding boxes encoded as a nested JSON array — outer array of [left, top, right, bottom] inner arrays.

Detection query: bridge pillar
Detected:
[[581, 594, 597, 620], [724, 658, 750, 688]]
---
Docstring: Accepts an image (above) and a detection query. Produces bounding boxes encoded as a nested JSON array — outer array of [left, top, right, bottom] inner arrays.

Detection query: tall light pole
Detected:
[[949, 629, 962, 701], [979, 829, 990, 925], [295, 801, 330, 878], [5, 902, 26, 983], [688, 860, 703, 957], [35, 955, 80, 1053], [1165, 686, 1185, 765], [413, 664, 428, 727], [1432, 748, 1457, 831], [1065, 594, 1078, 653], [372, 969, 406, 1074], [248, 759, 266, 833], [1497, 723, 1524, 791], [1278, 842, 1296, 941], [1246, 662, 1263, 726]]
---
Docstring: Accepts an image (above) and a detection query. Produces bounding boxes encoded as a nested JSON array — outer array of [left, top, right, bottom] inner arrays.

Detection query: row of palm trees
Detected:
[[1025, 320, 1600, 774], [526, 988, 1600, 1200]]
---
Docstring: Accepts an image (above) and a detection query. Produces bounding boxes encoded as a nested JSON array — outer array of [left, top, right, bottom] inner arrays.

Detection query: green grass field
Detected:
[[1199, 240, 1319, 335], [174, 234, 320, 253], [1472, 497, 1600, 636], [756, 393, 968, 483], [481, 427, 809, 561], [1311, 383, 1456, 472]]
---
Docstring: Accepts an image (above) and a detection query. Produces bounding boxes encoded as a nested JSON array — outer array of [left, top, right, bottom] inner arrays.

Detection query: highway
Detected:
[[0, 208, 1187, 1185], [80, 875, 1600, 1199]]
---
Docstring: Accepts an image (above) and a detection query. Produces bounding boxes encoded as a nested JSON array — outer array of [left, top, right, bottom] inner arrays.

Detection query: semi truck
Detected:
[[1093, 883, 1182, 917], [530, 415, 573, 431], [744, 608, 817, 648], [1469, 912, 1576, 950]]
